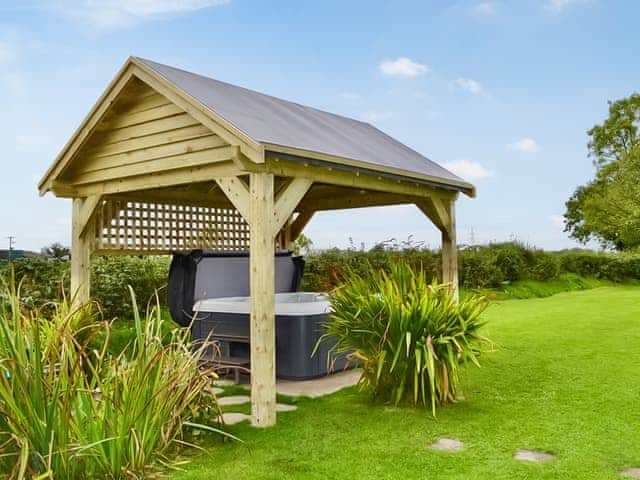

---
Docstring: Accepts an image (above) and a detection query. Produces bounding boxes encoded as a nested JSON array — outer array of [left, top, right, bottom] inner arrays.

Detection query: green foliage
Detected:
[[0, 274, 228, 479], [91, 256, 170, 319], [302, 242, 640, 294], [0, 256, 170, 320], [565, 93, 640, 249], [322, 263, 490, 415]]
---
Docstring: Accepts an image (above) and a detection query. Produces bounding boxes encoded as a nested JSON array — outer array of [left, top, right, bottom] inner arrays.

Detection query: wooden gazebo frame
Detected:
[[39, 57, 475, 427]]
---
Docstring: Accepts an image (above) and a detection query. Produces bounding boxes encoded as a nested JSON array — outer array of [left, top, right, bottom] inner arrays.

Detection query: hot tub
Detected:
[[168, 251, 350, 380], [192, 292, 347, 380]]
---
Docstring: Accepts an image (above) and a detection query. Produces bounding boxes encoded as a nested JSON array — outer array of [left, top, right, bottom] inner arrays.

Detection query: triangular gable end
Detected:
[[38, 58, 264, 196]]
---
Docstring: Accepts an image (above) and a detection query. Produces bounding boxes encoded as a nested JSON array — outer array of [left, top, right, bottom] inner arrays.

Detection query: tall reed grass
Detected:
[[0, 273, 228, 479], [322, 262, 491, 415]]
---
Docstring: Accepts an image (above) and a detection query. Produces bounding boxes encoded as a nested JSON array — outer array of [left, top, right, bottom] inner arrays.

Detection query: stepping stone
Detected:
[[218, 395, 251, 406], [276, 403, 298, 412], [221, 412, 250, 425], [213, 379, 236, 387], [621, 468, 640, 478], [429, 438, 464, 452], [205, 386, 224, 395], [514, 449, 555, 462]]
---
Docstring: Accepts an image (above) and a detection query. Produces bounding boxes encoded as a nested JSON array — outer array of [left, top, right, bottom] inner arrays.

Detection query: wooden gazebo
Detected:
[[39, 57, 475, 427]]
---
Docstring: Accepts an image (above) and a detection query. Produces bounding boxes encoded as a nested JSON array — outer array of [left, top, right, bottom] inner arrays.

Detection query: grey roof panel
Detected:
[[137, 58, 469, 191]]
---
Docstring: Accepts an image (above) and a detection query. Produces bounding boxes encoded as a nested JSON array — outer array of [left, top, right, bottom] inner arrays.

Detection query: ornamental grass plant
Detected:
[[322, 262, 491, 415], [0, 273, 228, 479]]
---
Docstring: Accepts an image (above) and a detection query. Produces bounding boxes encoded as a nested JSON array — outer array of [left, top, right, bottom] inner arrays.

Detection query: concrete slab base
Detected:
[[263, 369, 361, 398]]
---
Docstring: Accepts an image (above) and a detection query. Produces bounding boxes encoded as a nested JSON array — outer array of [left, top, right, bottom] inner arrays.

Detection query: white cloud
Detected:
[[545, 0, 583, 13], [549, 214, 565, 229], [442, 159, 493, 182], [53, 0, 230, 30], [379, 57, 429, 78], [454, 77, 486, 95], [508, 137, 540, 153], [472, 2, 497, 16]]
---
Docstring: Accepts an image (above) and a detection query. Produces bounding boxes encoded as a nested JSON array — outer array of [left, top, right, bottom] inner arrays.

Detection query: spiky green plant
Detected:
[[0, 272, 229, 479], [321, 262, 490, 415]]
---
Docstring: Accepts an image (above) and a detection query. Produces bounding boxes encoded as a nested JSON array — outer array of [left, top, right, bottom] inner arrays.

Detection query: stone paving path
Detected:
[[428, 438, 464, 452], [218, 395, 251, 406], [514, 449, 556, 462], [621, 468, 640, 478]]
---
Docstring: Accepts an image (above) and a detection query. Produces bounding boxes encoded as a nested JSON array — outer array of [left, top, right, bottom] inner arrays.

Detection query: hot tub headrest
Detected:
[[168, 250, 305, 327]]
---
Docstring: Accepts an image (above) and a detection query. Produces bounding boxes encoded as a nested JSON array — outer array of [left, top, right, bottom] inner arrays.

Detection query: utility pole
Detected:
[[6, 236, 15, 262]]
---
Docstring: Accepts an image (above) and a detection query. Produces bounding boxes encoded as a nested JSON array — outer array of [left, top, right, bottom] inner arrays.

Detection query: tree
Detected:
[[41, 242, 70, 260], [564, 94, 640, 250]]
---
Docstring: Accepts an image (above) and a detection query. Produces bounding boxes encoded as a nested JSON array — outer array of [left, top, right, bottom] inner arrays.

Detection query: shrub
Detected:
[[528, 251, 561, 281], [0, 274, 228, 479], [321, 262, 490, 415]]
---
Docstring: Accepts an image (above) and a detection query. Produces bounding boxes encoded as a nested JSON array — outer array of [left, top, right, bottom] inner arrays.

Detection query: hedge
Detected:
[[1, 242, 638, 320]]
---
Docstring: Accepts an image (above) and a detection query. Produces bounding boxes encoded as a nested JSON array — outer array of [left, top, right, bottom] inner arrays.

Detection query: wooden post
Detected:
[[70, 198, 94, 306], [441, 200, 458, 301], [248, 172, 277, 427]]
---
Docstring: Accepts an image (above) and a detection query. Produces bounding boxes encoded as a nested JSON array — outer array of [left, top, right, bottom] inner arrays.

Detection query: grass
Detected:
[[473, 273, 621, 301], [171, 286, 640, 480]]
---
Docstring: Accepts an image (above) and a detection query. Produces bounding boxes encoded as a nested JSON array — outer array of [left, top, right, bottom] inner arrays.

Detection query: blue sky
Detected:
[[0, 0, 637, 252]]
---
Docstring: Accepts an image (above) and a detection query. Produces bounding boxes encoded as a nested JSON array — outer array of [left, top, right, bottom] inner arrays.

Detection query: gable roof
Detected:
[[136, 58, 473, 196], [39, 56, 475, 197]]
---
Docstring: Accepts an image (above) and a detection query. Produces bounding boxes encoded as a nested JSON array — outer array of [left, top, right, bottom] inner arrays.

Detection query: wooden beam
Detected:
[[215, 176, 251, 222], [441, 199, 458, 301], [71, 145, 238, 186], [273, 178, 313, 234], [235, 156, 457, 201], [300, 189, 412, 212], [416, 198, 458, 300], [415, 197, 451, 232], [289, 210, 315, 240], [248, 172, 277, 427], [78, 195, 103, 236], [262, 143, 475, 197], [69, 160, 240, 197], [71, 198, 94, 306]]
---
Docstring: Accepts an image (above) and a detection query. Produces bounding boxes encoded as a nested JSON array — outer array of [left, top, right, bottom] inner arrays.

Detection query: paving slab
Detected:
[[514, 449, 556, 462], [244, 369, 360, 398], [206, 386, 224, 395], [221, 412, 250, 425], [213, 379, 236, 387], [429, 438, 464, 452], [218, 395, 251, 406], [621, 468, 640, 478], [276, 403, 298, 412]]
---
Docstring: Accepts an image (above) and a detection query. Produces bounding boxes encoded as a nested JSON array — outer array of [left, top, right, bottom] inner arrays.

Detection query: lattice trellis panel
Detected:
[[93, 199, 250, 255]]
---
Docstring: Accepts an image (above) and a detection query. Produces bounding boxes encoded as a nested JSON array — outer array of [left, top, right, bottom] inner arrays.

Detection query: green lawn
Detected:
[[174, 286, 640, 480]]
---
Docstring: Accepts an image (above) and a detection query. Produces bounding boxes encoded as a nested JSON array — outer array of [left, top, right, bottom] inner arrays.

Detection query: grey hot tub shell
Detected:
[[167, 251, 350, 381], [193, 293, 348, 380]]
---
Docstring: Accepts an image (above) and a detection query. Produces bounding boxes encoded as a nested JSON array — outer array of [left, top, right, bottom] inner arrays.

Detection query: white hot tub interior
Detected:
[[194, 292, 331, 316]]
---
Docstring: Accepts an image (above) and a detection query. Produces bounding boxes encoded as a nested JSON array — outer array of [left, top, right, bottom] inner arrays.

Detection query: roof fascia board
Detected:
[[263, 147, 474, 197], [262, 143, 475, 197]]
